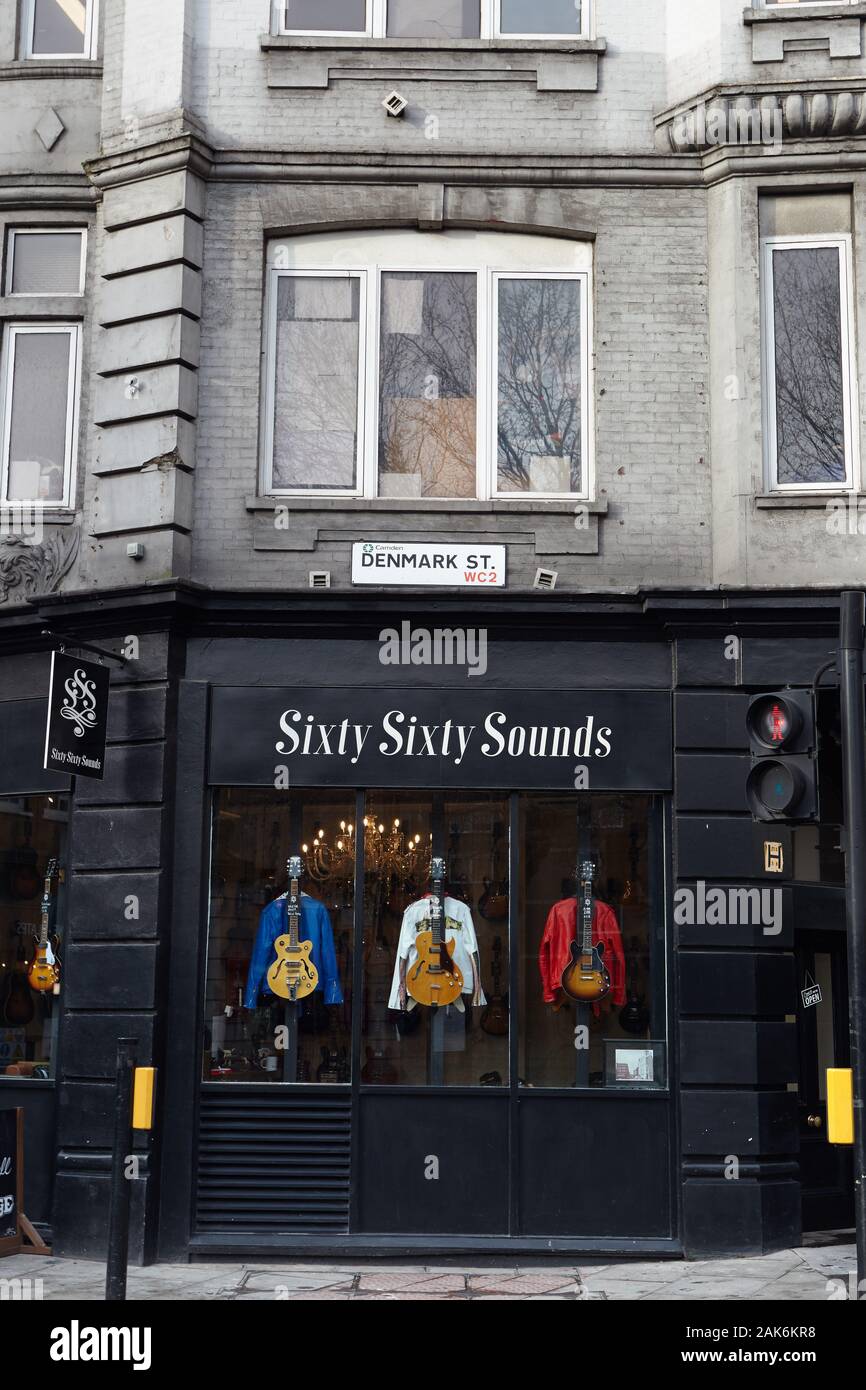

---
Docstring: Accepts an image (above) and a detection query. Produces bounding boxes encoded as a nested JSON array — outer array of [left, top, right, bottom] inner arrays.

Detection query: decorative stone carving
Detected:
[[660, 86, 866, 153], [0, 527, 81, 605]]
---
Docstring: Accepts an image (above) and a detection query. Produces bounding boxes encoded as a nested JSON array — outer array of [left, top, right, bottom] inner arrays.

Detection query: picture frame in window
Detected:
[[603, 1039, 666, 1090], [21, 0, 99, 61], [0, 323, 82, 510], [5, 229, 87, 298], [760, 233, 860, 495]]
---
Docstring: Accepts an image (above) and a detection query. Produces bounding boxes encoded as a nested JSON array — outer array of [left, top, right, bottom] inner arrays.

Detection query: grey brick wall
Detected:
[[2, 0, 866, 603]]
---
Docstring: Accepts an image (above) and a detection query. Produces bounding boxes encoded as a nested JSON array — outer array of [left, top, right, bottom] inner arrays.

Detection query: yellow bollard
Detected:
[[826, 1068, 854, 1145], [131, 1067, 156, 1131]]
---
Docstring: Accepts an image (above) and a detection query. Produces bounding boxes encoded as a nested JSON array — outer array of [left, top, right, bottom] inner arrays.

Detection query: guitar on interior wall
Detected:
[[559, 859, 611, 1004]]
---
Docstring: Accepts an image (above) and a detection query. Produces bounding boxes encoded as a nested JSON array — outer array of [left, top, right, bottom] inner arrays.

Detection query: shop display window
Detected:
[[204, 786, 665, 1091], [205, 788, 355, 1083], [519, 792, 665, 1089], [0, 793, 68, 1081]]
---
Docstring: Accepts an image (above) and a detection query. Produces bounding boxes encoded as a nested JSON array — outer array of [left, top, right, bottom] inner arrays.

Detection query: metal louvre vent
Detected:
[[195, 1091, 351, 1233]]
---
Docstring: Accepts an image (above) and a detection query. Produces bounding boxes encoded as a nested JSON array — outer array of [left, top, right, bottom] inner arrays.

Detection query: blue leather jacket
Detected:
[[244, 895, 344, 1009]]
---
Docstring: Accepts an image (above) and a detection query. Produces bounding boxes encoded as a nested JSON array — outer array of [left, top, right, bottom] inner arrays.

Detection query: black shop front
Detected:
[[154, 603, 817, 1267], [1, 587, 851, 1262]]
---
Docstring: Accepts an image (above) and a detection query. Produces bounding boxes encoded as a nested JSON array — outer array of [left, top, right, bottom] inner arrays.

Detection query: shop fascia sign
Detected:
[[352, 541, 505, 588], [208, 688, 673, 791]]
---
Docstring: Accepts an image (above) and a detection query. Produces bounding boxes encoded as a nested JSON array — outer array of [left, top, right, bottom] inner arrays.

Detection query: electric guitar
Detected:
[[266, 857, 319, 1003], [406, 856, 464, 1009], [28, 858, 60, 994], [480, 935, 508, 1037], [559, 859, 611, 1004]]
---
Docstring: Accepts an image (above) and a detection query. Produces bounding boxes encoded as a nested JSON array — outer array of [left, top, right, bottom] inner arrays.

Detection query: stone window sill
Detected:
[[0, 60, 102, 81], [743, 5, 864, 61], [755, 492, 858, 508], [247, 496, 608, 515], [744, 4, 866, 23], [261, 35, 605, 54], [260, 34, 605, 92]]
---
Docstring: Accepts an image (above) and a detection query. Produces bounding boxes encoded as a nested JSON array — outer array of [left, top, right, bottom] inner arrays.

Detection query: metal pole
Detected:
[[838, 592, 866, 1297], [105, 1037, 137, 1302]]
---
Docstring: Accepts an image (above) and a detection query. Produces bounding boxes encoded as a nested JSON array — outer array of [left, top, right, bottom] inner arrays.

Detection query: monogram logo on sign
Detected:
[[60, 668, 98, 738]]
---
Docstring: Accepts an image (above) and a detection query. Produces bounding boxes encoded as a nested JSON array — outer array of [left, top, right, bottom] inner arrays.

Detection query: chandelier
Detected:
[[301, 814, 429, 885]]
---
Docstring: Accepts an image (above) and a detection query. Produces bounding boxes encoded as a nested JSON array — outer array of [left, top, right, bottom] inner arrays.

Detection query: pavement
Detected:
[[0, 1232, 858, 1301]]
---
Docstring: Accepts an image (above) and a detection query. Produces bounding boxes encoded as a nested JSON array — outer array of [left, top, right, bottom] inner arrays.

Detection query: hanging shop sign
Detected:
[[208, 687, 672, 790], [43, 652, 110, 781], [351, 541, 506, 588], [801, 974, 822, 1009]]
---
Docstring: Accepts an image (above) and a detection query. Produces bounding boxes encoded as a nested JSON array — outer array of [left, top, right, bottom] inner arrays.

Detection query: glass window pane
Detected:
[[499, 0, 582, 34], [7, 332, 73, 503], [387, 2, 481, 38], [31, 0, 88, 54], [284, 0, 367, 30], [519, 793, 664, 1090], [0, 795, 68, 1082], [772, 246, 847, 486], [378, 271, 477, 498], [272, 276, 360, 491], [205, 788, 355, 1084], [497, 277, 582, 494], [361, 792, 508, 1087], [11, 232, 83, 294]]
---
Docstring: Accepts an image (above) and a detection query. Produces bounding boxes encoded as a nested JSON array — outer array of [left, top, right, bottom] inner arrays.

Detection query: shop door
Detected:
[[794, 929, 854, 1233]]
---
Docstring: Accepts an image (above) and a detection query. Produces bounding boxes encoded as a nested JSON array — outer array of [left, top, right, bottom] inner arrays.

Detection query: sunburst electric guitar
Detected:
[[559, 859, 611, 1005], [266, 857, 319, 1003], [406, 857, 464, 1009], [28, 858, 60, 994]]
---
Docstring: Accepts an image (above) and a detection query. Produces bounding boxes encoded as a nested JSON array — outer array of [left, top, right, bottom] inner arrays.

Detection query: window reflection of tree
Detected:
[[378, 272, 477, 498], [773, 248, 846, 485], [497, 279, 582, 493]]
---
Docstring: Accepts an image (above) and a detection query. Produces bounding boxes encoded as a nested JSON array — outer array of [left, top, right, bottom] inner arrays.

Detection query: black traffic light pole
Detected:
[[839, 591, 866, 1297]]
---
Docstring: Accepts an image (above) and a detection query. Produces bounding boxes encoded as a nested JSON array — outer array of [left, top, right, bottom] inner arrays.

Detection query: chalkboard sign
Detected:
[[0, 1109, 22, 1256]]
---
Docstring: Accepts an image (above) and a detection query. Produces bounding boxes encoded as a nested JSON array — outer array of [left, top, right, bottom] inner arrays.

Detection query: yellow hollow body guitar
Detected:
[[267, 857, 319, 1003], [406, 857, 464, 1009], [28, 858, 60, 994]]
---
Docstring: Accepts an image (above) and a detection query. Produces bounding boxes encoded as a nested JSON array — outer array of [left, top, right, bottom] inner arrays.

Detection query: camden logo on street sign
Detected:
[[43, 652, 109, 781], [352, 541, 505, 588]]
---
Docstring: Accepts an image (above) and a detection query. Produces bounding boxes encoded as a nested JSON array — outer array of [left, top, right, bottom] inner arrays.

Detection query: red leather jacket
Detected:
[[538, 897, 626, 1007]]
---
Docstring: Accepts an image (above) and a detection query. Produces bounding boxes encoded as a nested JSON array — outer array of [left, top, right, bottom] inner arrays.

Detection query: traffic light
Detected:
[[746, 690, 818, 822]]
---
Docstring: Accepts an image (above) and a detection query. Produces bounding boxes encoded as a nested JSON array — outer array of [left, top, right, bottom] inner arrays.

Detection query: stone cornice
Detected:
[[84, 133, 215, 190]]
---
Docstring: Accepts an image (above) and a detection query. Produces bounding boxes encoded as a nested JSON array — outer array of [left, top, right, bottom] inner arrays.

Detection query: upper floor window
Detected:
[[22, 0, 98, 60], [5, 229, 86, 296], [761, 234, 858, 492], [262, 229, 593, 501], [280, 0, 589, 39]]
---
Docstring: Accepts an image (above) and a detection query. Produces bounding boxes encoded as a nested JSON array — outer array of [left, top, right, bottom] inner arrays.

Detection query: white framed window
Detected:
[[262, 230, 593, 501], [761, 235, 859, 493], [762, 2, 857, 7], [0, 324, 81, 508], [22, 0, 98, 60], [5, 229, 86, 296], [280, 0, 590, 39]]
